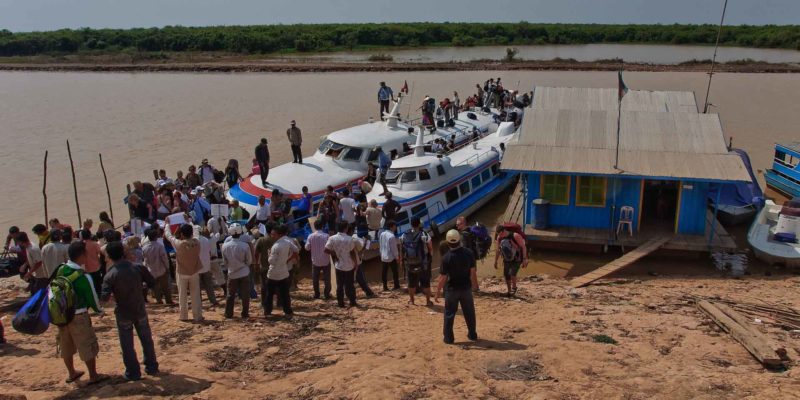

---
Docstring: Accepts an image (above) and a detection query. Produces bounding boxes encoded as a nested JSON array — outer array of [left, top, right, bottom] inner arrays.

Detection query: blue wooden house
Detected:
[[501, 86, 751, 251]]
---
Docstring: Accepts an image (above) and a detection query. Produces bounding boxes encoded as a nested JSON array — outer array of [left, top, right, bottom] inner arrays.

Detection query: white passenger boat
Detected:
[[365, 121, 519, 235], [228, 95, 504, 215], [747, 199, 800, 268]]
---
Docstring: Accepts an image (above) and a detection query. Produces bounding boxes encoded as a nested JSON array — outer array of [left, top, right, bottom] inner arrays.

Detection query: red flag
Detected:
[[401, 80, 409, 94]]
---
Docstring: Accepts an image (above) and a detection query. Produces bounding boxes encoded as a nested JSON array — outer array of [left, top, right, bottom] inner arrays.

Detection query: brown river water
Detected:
[[2, 70, 799, 277]]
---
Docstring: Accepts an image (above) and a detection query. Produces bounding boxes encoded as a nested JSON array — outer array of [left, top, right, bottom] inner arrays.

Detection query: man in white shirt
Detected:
[[196, 226, 220, 307], [19, 232, 46, 294], [305, 219, 331, 299], [221, 224, 253, 319], [41, 229, 69, 278], [255, 195, 271, 225], [265, 225, 299, 316], [379, 220, 402, 291], [325, 221, 359, 308], [339, 189, 357, 227]]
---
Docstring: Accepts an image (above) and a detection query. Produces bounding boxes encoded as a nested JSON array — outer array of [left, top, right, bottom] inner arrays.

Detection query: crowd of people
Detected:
[[1, 79, 534, 385]]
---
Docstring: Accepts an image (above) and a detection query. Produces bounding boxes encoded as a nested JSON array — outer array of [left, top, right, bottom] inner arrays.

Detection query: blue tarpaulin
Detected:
[[709, 149, 765, 208]]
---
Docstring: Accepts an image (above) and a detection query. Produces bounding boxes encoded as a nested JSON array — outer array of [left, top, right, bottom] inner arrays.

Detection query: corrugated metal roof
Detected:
[[532, 86, 698, 113], [505, 107, 750, 182]]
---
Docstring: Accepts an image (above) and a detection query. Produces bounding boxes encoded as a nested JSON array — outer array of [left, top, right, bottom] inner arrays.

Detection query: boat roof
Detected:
[[777, 142, 800, 154], [326, 122, 411, 148], [533, 86, 699, 113]]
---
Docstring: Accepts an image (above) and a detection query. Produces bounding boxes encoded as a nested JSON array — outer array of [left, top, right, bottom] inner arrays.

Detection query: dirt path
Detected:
[[1, 269, 798, 400]]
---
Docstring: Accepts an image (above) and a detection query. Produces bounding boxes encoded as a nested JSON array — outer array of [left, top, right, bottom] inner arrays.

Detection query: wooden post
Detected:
[[66, 140, 81, 227], [42, 150, 48, 224], [99, 153, 114, 222]]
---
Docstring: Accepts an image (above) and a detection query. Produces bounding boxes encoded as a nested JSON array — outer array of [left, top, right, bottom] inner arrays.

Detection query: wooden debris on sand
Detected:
[[696, 300, 789, 368]]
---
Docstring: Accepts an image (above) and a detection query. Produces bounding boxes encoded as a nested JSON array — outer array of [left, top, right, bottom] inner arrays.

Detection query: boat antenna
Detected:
[[702, 0, 728, 114]]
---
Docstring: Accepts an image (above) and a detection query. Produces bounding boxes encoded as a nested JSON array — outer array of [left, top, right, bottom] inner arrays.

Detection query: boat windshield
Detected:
[[318, 139, 366, 162], [384, 170, 402, 183]]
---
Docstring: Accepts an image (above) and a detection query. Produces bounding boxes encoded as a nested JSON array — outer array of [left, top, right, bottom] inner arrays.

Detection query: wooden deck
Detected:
[[524, 211, 737, 252], [502, 182, 525, 224], [571, 235, 672, 288]]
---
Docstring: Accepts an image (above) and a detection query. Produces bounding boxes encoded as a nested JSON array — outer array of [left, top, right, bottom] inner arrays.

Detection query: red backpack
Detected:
[[498, 222, 523, 238]]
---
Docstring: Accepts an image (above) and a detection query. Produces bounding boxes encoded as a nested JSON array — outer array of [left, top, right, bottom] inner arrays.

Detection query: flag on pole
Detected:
[[401, 80, 409, 94], [618, 70, 628, 101]]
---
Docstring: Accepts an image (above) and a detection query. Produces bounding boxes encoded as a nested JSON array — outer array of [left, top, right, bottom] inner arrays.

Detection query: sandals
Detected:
[[86, 374, 110, 386], [65, 371, 84, 383]]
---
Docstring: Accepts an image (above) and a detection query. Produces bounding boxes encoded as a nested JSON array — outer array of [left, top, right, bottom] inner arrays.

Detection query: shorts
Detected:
[[407, 268, 431, 289], [503, 261, 521, 279], [57, 313, 99, 362]]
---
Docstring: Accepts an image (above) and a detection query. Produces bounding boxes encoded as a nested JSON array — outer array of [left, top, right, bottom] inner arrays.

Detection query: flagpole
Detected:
[[703, 0, 728, 113], [614, 65, 624, 170]]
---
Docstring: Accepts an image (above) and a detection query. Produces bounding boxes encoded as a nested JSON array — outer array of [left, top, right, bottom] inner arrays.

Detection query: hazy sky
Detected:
[[1, 0, 798, 32]]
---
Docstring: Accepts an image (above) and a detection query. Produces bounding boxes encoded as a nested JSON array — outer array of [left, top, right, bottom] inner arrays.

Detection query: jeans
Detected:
[[225, 276, 250, 318], [335, 268, 357, 307], [263, 278, 292, 315], [379, 99, 390, 120], [382, 260, 400, 289], [199, 272, 218, 305], [355, 265, 374, 296], [443, 288, 477, 343], [116, 314, 158, 380], [312, 264, 331, 299], [291, 144, 302, 163], [152, 273, 172, 304], [177, 273, 202, 321]]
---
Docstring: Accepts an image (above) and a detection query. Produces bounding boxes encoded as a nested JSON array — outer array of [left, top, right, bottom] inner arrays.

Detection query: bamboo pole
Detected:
[[99, 153, 114, 222], [42, 150, 48, 224], [66, 140, 81, 227]]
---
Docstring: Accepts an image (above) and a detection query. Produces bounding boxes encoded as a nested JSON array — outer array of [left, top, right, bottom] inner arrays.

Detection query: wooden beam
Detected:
[[715, 303, 790, 362], [571, 235, 671, 288], [697, 300, 784, 367]]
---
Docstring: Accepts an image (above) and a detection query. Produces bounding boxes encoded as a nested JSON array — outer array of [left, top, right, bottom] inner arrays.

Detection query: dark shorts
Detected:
[[407, 268, 430, 289], [503, 261, 521, 279]]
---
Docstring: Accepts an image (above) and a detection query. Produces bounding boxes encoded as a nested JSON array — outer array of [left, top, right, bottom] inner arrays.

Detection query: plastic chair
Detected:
[[617, 206, 635, 237]]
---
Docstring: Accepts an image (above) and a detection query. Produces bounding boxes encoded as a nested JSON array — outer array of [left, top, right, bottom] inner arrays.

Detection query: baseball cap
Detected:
[[445, 229, 461, 244]]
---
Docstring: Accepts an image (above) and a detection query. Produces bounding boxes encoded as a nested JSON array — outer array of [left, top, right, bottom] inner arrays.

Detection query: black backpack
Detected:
[[402, 230, 427, 273]]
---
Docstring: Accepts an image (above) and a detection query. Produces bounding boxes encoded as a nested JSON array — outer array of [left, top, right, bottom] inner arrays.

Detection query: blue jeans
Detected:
[[116, 314, 158, 379]]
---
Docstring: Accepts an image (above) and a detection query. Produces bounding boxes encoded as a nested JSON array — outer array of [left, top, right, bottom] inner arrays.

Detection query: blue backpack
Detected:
[[12, 287, 51, 335], [402, 230, 427, 273]]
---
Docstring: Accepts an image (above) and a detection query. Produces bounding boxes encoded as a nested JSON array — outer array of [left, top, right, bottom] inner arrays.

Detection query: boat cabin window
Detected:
[[395, 211, 409, 225], [481, 169, 491, 182], [445, 187, 459, 204], [341, 147, 364, 162], [776, 150, 798, 168], [459, 181, 471, 196], [471, 175, 482, 189], [419, 168, 431, 181], [367, 149, 379, 162], [411, 203, 428, 218], [401, 170, 417, 183], [436, 165, 446, 176], [491, 164, 499, 176], [318, 140, 345, 158], [385, 170, 402, 184]]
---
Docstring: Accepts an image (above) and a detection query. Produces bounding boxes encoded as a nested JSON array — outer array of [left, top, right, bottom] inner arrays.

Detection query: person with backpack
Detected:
[[493, 224, 528, 297], [455, 217, 479, 259], [54, 241, 107, 385], [400, 217, 433, 305], [100, 241, 158, 381]]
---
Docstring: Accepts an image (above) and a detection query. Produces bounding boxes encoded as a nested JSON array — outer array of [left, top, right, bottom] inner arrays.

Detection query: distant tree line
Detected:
[[0, 22, 798, 57]]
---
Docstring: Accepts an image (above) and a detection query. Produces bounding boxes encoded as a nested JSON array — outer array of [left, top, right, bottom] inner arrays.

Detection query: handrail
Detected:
[[454, 148, 497, 167]]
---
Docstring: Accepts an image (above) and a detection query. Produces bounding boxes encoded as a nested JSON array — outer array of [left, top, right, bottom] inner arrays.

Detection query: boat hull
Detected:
[[714, 204, 757, 226], [765, 169, 800, 199], [747, 200, 800, 268]]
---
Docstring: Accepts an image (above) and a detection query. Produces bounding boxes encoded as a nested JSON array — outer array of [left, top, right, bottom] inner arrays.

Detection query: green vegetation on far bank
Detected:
[[1, 22, 799, 57]]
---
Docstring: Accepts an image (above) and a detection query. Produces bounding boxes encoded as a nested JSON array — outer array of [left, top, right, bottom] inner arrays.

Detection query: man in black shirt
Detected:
[[435, 229, 478, 344], [255, 138, 270, 186], [381, 192, 402, 227], [101, 241, 158, 381]]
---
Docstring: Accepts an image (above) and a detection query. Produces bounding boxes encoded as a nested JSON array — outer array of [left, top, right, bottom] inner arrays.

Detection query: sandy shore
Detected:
[[0, 59, 798, 73], [1, 266, 798, 400]]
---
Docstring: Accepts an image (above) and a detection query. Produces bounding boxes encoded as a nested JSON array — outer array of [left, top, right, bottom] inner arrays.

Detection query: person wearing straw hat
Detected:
[[435, 229, 478, 344]]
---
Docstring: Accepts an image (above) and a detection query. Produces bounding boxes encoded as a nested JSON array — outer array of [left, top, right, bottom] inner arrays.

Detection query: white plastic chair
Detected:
[[617, 206, 635, 237]]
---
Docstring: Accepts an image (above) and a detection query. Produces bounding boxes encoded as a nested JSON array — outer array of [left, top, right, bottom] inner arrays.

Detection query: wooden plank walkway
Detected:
[[571, 235, 672, 288], [502, 181, 524, 224]]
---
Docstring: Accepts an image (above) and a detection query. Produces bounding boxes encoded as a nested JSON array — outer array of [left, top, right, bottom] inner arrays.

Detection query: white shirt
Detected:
[[207, 217, 228, 237], [304, 230, 330, 267], [351, 234, 369, 266], [267, 236, 299, 281], [325, 233, 356, 271], [221, 237, 252, 280], [256, 202, 271, 221], [41, 242, 69, 278], [339, 197, 356, 223], [26, 245, 45, 279], [197, 235, 214, 274], [379, 230, 399, 262]]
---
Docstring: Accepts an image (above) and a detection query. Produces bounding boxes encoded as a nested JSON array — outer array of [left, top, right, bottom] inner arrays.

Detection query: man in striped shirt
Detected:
[[304, 219, 331, 299]]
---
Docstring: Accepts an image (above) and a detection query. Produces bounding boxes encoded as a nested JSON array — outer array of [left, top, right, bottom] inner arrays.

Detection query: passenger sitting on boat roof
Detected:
[[431, 139, 445, 154], [447, 134, 456, 151], [157, 169, 173, 188]]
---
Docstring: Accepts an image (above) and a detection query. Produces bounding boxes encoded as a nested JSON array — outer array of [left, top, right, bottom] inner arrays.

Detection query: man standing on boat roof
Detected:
[[287, 120, 303, 164], [378, 82, 395, 121], [375, 146, 392, 195], [255, 138, 270, 187]]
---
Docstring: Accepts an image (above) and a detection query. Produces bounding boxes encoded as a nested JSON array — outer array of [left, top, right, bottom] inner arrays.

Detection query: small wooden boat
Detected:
[[709, 148, 763, 226], [747, 199, 800, 268], [765, 142, 800, 199]]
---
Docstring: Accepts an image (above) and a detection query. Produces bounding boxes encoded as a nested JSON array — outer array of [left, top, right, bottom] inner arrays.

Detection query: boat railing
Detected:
[[395, 200, 447, 230], [453, 148, 498, 167]]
